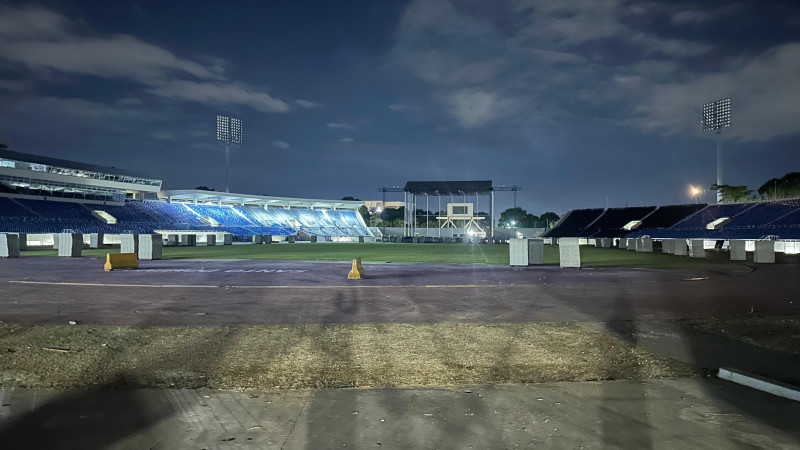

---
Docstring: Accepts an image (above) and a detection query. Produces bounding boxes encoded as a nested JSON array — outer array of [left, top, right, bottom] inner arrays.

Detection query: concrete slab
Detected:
[[1, 379, 799, 449]]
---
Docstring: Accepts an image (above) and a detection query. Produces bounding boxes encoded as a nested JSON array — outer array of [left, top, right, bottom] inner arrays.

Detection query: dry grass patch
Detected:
[[0, 322, 690, 390]]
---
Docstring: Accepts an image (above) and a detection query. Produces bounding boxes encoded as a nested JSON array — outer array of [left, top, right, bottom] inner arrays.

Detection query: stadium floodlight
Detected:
[[699, 98, 731, 203], [216, 115, 243, 193]]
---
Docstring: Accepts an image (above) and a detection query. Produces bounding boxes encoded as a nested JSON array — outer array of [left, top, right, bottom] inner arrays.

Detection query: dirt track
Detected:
[[1, 257, 798, 326]]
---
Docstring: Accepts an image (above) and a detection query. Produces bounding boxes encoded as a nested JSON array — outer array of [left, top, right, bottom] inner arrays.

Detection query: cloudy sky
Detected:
[[1, 1, 799, 214]]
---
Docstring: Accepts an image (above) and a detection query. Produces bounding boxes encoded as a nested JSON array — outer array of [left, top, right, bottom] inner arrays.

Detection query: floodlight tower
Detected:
[[216, 115, 243, 193], [699, 98, 731, 203]]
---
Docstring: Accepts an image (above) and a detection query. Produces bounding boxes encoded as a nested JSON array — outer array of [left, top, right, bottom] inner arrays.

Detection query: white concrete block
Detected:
[[0, 234, 21, 258], [138, 234, 163, 260], [689, 239, 705, 258], [206, 235, 216, 246], [626, 238, 637, 251], [180, 234, 196, 246], [15, 233, 27, 251], [559, 237, 581, 268], [674, 239, 689, 256], [618, 238, 627, 249], [89, 233, 103, 249], [509, 238, 529, 266], [223, 234, 232, 245], [600, 238, 612, 248], [729, 240, 747, 261], [637, 237, 653, 253], [57, 233, 82, 257], [121, 234, 139, 254], [753, 240, 775, 264]]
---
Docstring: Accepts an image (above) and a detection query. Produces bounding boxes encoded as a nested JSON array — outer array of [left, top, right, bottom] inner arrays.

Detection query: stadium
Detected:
[[2, 149, 800, 447], [0, 147, 370, 245]]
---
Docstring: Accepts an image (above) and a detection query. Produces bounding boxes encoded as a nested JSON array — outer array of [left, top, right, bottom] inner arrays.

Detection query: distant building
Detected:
[[364, 200, 404, 213]]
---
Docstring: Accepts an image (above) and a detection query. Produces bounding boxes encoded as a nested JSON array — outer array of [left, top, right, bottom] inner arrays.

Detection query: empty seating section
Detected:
[[186, 205, 254, 227], [547, 200, 800, 241], [640, 204, 706, 229], [544, 208, 604, 238], [0, 198, 32, 218], [0, 197, 369, 236], [672, 203, 754, 229], [18, 199, 97, 222], [580, 206, 656, 237], [726, 201, 800, 227]]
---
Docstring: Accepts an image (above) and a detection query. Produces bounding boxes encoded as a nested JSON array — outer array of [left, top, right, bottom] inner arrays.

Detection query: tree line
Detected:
[[711, 171, 800, 203]]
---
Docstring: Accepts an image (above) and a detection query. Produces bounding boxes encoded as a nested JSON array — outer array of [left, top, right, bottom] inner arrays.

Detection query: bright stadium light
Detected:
[[689, 185, 701, 203], [699, 98, 731, 203], [216, 115, 243, 193]]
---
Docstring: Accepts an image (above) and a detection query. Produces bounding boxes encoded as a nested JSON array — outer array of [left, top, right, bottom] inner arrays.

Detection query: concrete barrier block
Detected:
[[626, 238, 637, 251], [599, 238, 612, 248], [206, 235, 216, 246], [166, 234, 179, 246], [359, 236, 365, 243], [15, 233, 27, 251], [753, 240, 775, 264], [559, 237, 581, 268], [509, 238, 529, 266], [674, 239, 688, 256], [310, 235, 318, 243], [138, 234, 163, 260], [104, 253, 138, 271], [689, 239, 705, 258], [529, 238, 544, 265], [618, 238, 627, 249], [52, 233, 59, 250], [263, 235, 272, 244], [89, 233, 103, 249], [287, 235, 296, 244], [57, 233, 82, 257], [223, 234, 232, 245], [729, 239, 746, 261], [661, 239, 673, 254], [180, 234, 196, 246], [1, 234, 21, 258], [121, 234, 139, 254], [253, 235, 264, 244], [637, 237, 653, 253]]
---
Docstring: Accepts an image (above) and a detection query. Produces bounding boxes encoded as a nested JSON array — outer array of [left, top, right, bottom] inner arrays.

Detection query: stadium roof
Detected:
[[159, 189, 364, 209], [404, 180, 493, 195], [0, 148, 156, 180]]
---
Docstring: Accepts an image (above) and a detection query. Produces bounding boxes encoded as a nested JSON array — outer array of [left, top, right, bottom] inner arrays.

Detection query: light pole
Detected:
[[699, 98, 731, 204], [216, 115, 242, 193]]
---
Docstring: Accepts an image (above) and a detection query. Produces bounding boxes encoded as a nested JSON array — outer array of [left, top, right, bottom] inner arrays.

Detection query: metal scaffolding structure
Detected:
[[378, 181, 522, 238]]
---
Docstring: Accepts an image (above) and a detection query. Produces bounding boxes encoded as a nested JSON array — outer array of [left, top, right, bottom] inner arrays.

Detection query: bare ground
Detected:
[[0, 321, 690, 390], [679, 314, 800, 355]]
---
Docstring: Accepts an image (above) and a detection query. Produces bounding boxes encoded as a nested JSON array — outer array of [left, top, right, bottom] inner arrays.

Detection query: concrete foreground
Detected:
[[1, 379, 798, 449]]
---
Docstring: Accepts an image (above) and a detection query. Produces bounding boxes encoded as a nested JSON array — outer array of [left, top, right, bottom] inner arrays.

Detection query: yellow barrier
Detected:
[[347, 257, 365, 279], [104, 253, 139, 271]]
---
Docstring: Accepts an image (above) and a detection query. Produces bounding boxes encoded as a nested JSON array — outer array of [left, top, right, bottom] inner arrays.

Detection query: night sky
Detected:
[[1, 1, 799, 215]]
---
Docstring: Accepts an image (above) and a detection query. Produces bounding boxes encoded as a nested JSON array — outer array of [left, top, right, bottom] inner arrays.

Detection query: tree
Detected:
[[358, 205, 370, 223], [195, 185, 215, 191], [498, 207, 539, 228], [540, 212, 560, 228], [757, 172, 800, 199], [341, 196, 360, 201], [383, 206, 404, 227], [710, 184, 753, 203]]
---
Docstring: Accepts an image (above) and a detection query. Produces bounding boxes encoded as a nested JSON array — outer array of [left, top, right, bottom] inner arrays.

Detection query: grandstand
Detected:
[[546, 200, 800, 241], [0, 150, 370, 241]]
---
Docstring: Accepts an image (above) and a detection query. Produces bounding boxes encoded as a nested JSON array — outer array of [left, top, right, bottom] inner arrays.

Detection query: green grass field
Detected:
[[21, 242, 747, 270]]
